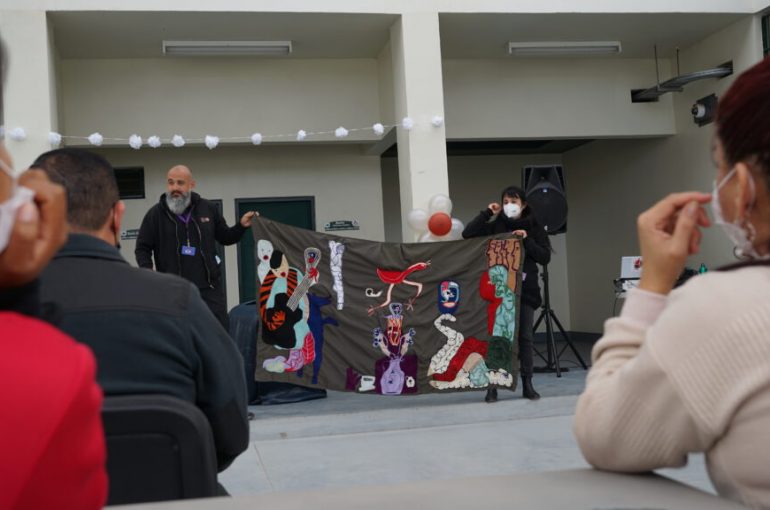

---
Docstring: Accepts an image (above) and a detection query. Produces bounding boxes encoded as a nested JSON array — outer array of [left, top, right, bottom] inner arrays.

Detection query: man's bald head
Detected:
[[165, 165, 195, 214]]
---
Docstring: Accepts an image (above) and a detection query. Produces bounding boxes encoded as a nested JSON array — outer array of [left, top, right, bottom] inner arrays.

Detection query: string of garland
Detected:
[[1, 115, 446, 150]]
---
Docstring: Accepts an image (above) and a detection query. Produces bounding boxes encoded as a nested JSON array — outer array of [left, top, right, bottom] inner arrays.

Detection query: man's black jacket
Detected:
[[40, 234, 249, 471], [135, 192, 247, 288]]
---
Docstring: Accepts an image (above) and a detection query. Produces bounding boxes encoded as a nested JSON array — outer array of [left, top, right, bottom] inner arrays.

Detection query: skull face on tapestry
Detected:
[[252, 217, 522, 395]]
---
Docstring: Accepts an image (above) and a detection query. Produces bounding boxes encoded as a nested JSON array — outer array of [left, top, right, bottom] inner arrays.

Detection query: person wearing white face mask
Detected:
[[575, 57, 770, 508], [463, 185, 552, 402], [0, 35, 108, 510]]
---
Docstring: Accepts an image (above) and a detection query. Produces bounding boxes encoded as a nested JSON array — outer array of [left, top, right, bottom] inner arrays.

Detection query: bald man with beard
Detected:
[[136, 165, 256, 329]]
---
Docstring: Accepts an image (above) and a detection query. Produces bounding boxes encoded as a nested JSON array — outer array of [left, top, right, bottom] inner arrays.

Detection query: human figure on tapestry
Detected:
[[372, 303, 418, 395], [428, 277, 515, 390], [259, 246, 320, 373], [306, 293, 339, 385], [464, 186, 551, 402]]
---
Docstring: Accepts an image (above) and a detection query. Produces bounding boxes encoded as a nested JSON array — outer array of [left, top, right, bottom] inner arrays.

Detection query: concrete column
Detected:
[[390, 12, 449, 241], [0, 10, 58, 169]]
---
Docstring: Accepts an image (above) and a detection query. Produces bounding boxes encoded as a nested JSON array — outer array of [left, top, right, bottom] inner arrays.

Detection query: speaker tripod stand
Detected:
[[532, 263, 588, 377]]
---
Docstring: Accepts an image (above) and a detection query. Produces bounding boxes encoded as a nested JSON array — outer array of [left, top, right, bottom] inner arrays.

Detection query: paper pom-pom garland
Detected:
[[8, 127, 26, 142], [88, 133, 104, 146], [129, 134, 143, 150], [6, 116, 444, 149], [204, 135, 219, 150]]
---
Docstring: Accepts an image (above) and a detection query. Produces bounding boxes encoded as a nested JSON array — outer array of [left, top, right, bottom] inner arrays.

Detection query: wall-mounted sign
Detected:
[[121, 229, 140, 240], [324, 220, 359, 232]]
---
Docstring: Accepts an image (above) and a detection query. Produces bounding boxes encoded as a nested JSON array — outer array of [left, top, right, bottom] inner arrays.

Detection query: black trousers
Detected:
[[518, 303, 536, 378], [199, 286, 229, 331]]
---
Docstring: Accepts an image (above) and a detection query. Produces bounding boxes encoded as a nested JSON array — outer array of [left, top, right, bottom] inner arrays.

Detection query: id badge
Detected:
[[181, 245, 197, 256]]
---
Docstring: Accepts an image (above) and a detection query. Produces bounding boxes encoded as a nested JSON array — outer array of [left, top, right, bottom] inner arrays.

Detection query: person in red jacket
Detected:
[[0, 313, 107, 510], [0, 35, 108, 509]]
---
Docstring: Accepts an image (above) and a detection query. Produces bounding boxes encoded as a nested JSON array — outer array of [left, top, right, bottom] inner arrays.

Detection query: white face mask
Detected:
[[503, 203, 522, 219], [0, 158, 35, 255], [710, 168, 763, 260]]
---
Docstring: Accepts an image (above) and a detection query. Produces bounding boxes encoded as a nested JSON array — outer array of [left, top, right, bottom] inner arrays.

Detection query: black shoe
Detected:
[[521, 376, 540, 400], [484, 387, 498, 403]]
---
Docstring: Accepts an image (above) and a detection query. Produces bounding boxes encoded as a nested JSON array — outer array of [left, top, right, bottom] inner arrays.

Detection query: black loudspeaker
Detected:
[[522, 165, 567, 234]]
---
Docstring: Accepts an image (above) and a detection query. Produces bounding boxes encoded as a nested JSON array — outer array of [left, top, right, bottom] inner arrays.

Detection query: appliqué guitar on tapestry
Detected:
[[251, 217, 523, 395]]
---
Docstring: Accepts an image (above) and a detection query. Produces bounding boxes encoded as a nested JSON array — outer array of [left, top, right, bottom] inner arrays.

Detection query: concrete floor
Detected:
[[220, 366, 714, 497]]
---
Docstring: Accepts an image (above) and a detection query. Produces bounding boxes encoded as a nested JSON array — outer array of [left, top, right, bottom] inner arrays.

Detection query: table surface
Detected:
[[113, 468, 743, 509]]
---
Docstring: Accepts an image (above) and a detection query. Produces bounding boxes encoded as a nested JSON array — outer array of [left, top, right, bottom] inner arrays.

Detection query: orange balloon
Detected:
[[428, 212, 452, 236]]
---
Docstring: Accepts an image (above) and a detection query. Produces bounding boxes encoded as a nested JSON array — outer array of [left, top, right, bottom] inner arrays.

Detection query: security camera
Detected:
[[692, 94, 717, 127], [691, 103, 707, 119]]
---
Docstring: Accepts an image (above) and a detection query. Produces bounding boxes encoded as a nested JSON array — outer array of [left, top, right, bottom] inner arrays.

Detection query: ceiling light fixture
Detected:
[[508, 41, 622, 57], [162, 40, 293, 56]]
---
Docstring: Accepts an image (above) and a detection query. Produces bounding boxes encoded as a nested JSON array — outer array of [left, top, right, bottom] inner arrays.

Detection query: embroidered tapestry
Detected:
[[251, 217, 523, 395]]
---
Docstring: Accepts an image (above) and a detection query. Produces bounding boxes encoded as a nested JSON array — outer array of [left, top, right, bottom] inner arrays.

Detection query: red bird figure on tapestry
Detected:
[[367, 261, 431, 315]]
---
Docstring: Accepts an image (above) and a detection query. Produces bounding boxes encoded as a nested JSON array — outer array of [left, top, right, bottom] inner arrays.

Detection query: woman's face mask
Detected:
[[502, 203, 521, 219], [710, 167, 763, 259]]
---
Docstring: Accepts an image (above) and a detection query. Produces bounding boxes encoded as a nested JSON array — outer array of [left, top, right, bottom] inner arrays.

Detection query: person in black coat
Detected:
[[135, 165, 257, 329], [463, 185, 551, 402]]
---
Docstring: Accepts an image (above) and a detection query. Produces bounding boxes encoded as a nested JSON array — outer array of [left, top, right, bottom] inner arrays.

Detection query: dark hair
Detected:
[[31, 148, 119, 231], [500, 185, 533, 219], [716, 57, 770, 186]]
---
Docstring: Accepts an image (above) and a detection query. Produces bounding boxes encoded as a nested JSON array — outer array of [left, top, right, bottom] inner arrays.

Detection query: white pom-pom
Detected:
[[9, 127, 26, 141], [296, 130, 307, 142], [48, 132, 62, 147], [147, 135, 161, 148], [373, 123, 385, 136], [204, 135, 219, 150], [251, 133, 263, 145], [129, 134, 143, 150], [88, 133, 104, 146], [401, 117, 414, 130], [171, 135, 185, 148], [431, 116, 444, 127], [335, 127, 349, 139]]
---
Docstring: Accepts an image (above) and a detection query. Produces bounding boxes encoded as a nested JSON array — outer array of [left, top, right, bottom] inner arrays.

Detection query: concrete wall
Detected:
[[382, 153, 572, 329], [443, 58, 675, 139], [96, 145, 383, 309], [563, 15, 764, 333], [59, 58, 381, 143]]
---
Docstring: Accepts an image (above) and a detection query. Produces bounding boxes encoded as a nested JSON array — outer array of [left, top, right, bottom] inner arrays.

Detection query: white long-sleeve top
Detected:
[[574, 266, 770, 509]]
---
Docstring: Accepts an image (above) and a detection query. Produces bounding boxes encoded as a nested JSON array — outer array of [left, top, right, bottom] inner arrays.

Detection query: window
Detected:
[[763, 15, 770, 57], [114, 167, 145, 199]]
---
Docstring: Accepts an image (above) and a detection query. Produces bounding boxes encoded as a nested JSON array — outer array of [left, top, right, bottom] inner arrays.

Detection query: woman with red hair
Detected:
[[575, 57, 770, 508]]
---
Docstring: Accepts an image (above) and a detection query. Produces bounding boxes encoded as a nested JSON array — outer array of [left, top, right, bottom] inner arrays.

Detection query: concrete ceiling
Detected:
[[49, 11, 747, 60], [439, 13, 747, 59], [49, 12, 398, 59]]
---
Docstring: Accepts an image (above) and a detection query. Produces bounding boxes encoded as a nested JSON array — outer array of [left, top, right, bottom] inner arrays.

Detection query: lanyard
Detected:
[[176, 211, 193, 246]]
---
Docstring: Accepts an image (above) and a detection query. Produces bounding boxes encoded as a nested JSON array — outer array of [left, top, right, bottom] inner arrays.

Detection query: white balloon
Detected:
[[448, 218, 465, 240], [429, 194, 452, 215], [419, 231, 439, 243], [407, 209, 429, 232]]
